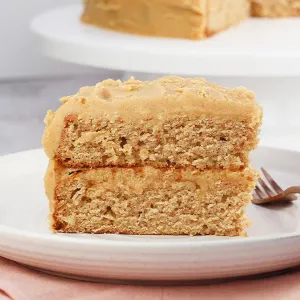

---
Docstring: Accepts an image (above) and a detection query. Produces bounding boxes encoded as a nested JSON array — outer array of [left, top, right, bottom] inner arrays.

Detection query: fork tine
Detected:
[[261, 168, 283, 193], [258, 178, 276, 197], [255, 185, 265, 199]]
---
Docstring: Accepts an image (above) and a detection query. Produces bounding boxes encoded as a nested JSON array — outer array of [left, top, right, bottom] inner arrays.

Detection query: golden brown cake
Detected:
[[81, 0, 250, 40], [43, 76, 262, 237], [252, 0, 300, 17]]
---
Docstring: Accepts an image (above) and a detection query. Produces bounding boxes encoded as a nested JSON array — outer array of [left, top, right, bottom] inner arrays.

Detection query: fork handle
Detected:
[[285, 186, 300, 195]]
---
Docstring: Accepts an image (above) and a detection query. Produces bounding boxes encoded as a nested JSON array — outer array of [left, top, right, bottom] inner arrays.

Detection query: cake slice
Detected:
[[81, 0, 250, 40], [43, 76, 262, 171], [252, 0, 300, 17], [45, 160, 258, 236], [43, 76, 262, 237]]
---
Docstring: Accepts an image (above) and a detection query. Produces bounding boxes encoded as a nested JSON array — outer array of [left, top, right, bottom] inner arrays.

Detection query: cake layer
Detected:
[[252, 0, 300, 17], [43, 76, 262, 170], [81, 0, 250, 40], [45, 161, 258, 236]]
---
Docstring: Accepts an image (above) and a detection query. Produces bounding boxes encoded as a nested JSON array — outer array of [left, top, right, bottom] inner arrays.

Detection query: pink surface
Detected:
[[1, 257, 300, 300]]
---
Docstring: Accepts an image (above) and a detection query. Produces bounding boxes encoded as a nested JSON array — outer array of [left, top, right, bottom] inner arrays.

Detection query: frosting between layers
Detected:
[[43, 76, 262, 159], [45, 159, 259, 220]]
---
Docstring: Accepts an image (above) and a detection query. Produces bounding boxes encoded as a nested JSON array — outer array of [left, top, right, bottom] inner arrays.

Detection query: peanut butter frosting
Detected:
[[43, 76, 262, 159], [82, 0, 249, 40]]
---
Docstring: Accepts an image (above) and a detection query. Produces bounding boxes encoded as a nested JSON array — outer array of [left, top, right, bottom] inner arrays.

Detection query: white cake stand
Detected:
[[31, 5, 300, 77], [30, 5, 300, 149]]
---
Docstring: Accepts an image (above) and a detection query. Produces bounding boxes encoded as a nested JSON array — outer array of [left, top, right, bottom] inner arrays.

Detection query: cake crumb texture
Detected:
[[55, 114, 258, 170]]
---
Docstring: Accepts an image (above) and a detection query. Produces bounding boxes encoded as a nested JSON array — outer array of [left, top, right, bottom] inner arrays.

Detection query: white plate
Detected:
[[0, 147, 300, 283], [30, 5, 300, 77]]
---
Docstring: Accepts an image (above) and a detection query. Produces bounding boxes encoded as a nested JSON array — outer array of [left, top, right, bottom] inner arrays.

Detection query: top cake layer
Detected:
[[43, 76, 262, 170]]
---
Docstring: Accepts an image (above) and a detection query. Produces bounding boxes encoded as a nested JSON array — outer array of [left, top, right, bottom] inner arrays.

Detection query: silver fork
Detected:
[[252, 168, 300, 205]]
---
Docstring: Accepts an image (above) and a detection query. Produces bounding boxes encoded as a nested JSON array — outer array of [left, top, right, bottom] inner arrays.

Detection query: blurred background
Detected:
[[0, 0, 122, 155]]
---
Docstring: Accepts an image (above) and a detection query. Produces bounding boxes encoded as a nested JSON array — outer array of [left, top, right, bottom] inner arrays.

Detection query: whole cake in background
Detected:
[[251, 0, 300, 17], [81, 0, 250, 40], [43, 76, 262, 237]]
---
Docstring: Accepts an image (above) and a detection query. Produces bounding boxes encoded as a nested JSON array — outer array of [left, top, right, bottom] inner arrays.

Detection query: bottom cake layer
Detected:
[[45, 161, 258, 237]]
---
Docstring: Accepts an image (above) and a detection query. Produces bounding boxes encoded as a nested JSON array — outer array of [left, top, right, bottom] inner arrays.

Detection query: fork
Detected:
[[252, 168, 300, 205]]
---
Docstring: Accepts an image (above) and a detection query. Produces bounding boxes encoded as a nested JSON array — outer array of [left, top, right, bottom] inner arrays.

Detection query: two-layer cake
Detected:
[[43, 76, 262, 236]]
